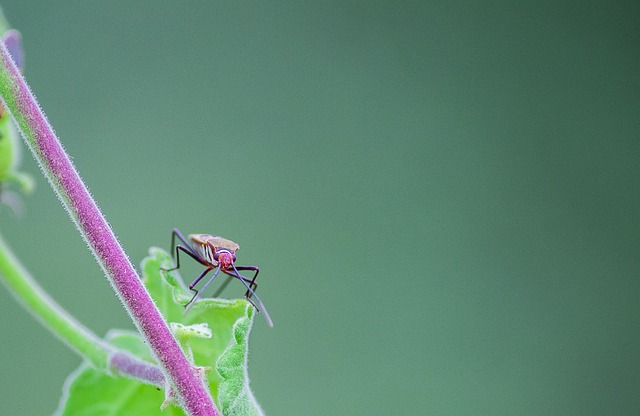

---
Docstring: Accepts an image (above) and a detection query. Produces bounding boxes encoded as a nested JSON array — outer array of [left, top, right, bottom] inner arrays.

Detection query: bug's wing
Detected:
[[193, 234, 240, 252]]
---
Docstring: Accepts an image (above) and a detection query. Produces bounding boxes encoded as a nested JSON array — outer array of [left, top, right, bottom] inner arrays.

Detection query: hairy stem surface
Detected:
[[0, 43, 217, 415]]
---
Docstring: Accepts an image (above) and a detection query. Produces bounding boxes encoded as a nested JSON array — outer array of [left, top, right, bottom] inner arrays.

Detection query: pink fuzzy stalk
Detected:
[[0, 43, 218, 415]]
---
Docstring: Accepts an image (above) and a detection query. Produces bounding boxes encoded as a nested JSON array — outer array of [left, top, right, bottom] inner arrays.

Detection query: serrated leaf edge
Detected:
[[216, 303, 265, 416]]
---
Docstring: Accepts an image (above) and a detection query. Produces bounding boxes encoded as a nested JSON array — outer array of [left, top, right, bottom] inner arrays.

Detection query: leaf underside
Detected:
[[55, 247, 263, 415]]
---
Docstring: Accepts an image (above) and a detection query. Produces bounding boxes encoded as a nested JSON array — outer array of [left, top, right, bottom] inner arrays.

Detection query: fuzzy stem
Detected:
[[0, 233, 165, 387], [0, 44, 218, 415]]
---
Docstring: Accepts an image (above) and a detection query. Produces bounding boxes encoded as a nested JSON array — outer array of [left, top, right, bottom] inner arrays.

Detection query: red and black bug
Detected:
[[162, 228, 272, 326]]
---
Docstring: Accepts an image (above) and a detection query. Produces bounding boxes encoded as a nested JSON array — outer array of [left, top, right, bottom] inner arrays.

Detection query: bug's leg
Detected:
[[184, 266, 214, 311], [170, 228, 203, 262], [170, 229, 192, 255], [163, 245, 205, 273], [184, 266, 220, 315], [229, 265, 273, 327], [162, 228, 206, 271], [188, 266, 216, 291], [213, 270, 256, 298], [235, 266, 259, 298]]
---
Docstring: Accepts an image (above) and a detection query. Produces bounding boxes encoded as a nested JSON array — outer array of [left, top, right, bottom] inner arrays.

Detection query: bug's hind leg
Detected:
[[163, 245, 204, 273], [161, 228, 207, 272]]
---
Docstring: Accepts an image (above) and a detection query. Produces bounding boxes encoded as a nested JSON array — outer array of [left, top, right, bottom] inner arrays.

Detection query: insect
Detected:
[[162, 228, 273, 327]]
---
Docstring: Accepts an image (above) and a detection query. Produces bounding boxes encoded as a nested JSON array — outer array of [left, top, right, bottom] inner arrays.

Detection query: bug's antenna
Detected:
[[231, 264, 273, 327], [184, 265, 221, 315]]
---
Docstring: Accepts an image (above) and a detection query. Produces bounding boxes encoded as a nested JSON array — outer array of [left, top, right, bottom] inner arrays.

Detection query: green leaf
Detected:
[[56, 247, 264, 415], [216, 306, 264, 416], [142, 247, 264, 414], [55, 330, 184, 416]]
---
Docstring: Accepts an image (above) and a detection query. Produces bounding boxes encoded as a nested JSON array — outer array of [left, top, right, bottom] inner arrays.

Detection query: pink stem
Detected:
[[0, 43, 218, 415]]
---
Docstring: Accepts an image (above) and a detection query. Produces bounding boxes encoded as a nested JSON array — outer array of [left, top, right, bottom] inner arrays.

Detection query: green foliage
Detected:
[[0, 112, 34, 193], [217, 309, 264, 416], [54, 330, 182, 416], [0, 114, 15, 178], [55, 248, 264, 415]]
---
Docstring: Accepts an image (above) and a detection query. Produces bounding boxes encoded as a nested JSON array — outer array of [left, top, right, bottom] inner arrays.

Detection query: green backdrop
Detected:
[[0, 1, 638, 415]]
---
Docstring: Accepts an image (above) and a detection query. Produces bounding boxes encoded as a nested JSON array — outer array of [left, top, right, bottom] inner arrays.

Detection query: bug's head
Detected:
[[214, 248, 236, 269]]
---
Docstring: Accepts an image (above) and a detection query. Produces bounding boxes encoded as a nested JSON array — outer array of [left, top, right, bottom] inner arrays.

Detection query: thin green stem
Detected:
[[0, 233, 108, 366], [0, 233, 164, 387]]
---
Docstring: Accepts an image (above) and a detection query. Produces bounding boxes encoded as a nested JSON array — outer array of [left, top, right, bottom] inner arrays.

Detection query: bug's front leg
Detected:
[[184, 266, 221, 315], [184, 266, 215, 307]]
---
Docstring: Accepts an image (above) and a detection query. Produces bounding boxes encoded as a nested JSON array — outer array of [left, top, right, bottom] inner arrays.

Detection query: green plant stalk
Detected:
[[0, 233, 164, 387], [0, 233, 108, 366]]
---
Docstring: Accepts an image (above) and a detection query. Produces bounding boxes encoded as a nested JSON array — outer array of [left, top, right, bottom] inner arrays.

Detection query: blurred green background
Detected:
[[0, 1, 638, 415]]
